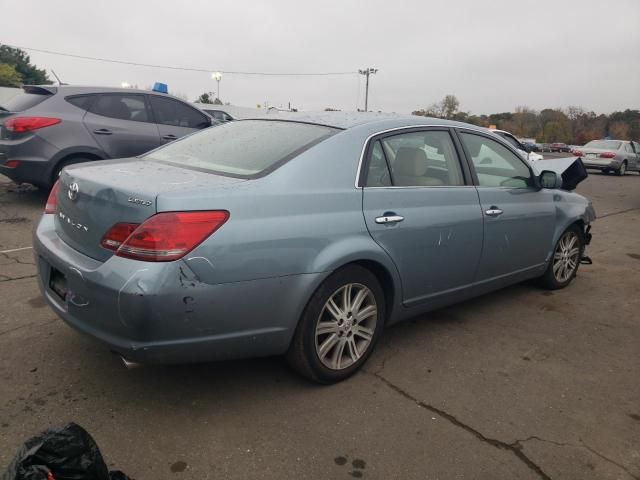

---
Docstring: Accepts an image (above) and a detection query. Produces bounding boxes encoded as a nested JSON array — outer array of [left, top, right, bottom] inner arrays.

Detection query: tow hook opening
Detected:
[[112, 352, 142, 369]]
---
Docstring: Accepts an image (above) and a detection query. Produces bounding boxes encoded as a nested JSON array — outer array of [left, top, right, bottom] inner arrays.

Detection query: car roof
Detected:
[[235, 111, 481, 131], [24, 84, 187, 100]]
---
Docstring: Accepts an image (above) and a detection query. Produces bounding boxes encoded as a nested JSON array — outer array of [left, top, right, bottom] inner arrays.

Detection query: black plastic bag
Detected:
[[2, 423, 130, 480]]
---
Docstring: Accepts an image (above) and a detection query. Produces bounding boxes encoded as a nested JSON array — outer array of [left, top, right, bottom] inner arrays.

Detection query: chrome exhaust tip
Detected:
[[120, 356, 142, 369]]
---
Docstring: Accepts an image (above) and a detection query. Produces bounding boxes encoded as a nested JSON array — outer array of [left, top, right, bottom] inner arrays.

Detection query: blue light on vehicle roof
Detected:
[[152, 82, 168, 94]]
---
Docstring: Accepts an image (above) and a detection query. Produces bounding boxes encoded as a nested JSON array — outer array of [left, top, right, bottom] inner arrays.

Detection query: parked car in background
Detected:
[[541, 143, 552, 152], [550, 143, 571, 153], [488, 128, 544, 163], [576, 139, 640, 176], [522, 141, 540, 152], [34, 113, 594, 383], [0, 85, 217, 189]]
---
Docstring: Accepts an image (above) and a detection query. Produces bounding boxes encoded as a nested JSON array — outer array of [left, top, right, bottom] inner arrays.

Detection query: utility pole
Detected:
[[358, 67, 378, 111]]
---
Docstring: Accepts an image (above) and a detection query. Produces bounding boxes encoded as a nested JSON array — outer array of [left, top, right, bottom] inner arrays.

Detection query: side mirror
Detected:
[[539, 170, 562, 189]]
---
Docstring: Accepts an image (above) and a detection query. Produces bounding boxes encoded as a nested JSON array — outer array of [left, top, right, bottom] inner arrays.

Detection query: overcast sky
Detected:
[[2, 0, 639, 114]]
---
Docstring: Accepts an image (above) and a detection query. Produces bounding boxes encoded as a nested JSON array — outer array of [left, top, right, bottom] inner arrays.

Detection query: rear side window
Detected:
[[149, 96, 209, 129], [66, 95, 93, 110], [89, 94, 150, 122], [366, 130, 464, 187], [144, 120, 338, 178], [1, 92, 51, 112], [624, 143, 633, 153]]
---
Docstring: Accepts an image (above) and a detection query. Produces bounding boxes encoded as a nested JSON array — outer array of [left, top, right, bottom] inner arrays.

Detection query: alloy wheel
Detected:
[[314, 283, 377, 370], [553, 231, 581, 283]]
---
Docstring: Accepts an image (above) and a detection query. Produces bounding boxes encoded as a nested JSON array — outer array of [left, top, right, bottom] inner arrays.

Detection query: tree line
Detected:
[[413, 95, 640, 145]]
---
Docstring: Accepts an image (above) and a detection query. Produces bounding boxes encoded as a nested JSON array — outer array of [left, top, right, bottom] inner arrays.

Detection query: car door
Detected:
[[456, 129, 556, 282], [82, 93, 161, 158], [624, 142, 639, 171], [632, 142, 640, 171], [361, 128, 484, 307], [148, 95, 211, 144]]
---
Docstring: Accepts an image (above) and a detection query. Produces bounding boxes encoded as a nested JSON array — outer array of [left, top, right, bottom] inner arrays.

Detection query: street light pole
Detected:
[[212, 72, 222, 101], [358, 67, 378, 111]]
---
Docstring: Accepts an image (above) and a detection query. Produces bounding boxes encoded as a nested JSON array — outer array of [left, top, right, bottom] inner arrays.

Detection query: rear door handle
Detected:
[[162, 134, 178, 141], [485, 207, 503, 217], [375, 215, 404, 224], [93, 128, 112, 135]]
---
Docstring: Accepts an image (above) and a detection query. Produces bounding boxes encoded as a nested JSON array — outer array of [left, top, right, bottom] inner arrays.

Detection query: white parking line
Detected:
[[0, 246, 33, 254]]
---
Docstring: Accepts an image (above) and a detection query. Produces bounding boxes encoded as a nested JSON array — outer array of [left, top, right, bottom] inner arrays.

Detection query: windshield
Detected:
[[144, 120, 338, 177], [584, 140, 622, 150]]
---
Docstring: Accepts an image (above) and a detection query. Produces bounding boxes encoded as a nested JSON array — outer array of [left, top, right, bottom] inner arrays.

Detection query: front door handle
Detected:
[[375, 215, 404, 224], [485, 207, 503, 217], [162, 134, 178, 141], [93, 128, 112, 135]]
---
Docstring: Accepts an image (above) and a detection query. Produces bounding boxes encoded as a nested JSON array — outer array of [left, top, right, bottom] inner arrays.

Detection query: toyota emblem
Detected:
[[68, 182, 79, 201]]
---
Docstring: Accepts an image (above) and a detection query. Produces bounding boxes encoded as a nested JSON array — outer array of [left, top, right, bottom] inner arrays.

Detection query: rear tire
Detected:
[[51, 157, 93, 187], [286, 265, 385, 383], [539, 225, 584, 290], [616, 161, 627, 176]]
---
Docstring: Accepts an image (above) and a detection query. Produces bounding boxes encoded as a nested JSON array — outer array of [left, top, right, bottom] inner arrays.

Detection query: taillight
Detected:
[[4, 116, 61, 133], [109, 211, 229, 262], [573, 150, 583, 156], [4, 160, 20, 168], [599, 152, 616, 159], [44, 180, 60, 214], [100, 223, 140, 251]]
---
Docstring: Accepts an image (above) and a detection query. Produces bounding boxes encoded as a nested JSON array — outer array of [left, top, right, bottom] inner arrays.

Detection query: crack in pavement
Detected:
[[516, 436, 639, 480], [0, 318, 58, 337], [371, 372, 553, 479], [371, 372, 640, 480], [598, 207, 640, 219], [0, 274, 37, 283], [0, 251, 36, 266]]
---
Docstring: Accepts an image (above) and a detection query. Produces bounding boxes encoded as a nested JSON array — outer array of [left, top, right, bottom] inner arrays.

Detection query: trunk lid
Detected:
[[55, 159, 245, 261]]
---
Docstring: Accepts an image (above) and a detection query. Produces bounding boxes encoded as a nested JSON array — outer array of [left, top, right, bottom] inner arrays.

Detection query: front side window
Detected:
[[144, 120, 337, 177], [149, 96, 209, 129], [365, 130, 464, 187], [460, 132, 533, 188], [89, 94, 150, 122]]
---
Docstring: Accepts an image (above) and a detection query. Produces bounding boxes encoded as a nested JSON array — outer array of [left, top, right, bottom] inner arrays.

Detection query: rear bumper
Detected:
[[0, 135, 59, 186], [34, 214, 323, 364], [582, 159, 618, 169]]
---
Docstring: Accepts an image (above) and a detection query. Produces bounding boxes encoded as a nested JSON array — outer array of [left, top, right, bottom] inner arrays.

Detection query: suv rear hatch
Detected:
[[0, 86, 57, 138], [55, 159, 244, 261]]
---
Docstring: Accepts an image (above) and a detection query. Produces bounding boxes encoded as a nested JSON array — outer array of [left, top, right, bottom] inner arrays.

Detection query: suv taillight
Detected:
[[44, 180, 60, 214], [102, 211, 229, 262], [5, 117, 61, 133], [599, 152, 616, 159]]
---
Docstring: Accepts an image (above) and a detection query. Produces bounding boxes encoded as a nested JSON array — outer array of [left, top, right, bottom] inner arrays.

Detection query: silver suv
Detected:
[[0, 85, 217, 189]]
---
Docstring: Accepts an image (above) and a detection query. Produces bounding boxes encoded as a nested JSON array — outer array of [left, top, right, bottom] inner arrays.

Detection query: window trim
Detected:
[[86, 93, 154, 124], [453, 127, 538, 189], [358, 126, 474, 188]]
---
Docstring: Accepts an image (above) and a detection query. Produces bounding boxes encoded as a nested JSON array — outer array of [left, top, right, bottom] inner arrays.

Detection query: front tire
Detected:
[[286, 265, 385, 383], [540, 225, 584, 290]]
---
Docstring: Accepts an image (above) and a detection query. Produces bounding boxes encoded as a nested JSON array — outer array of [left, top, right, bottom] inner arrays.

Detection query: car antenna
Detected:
[[51, 70, 67, 85]]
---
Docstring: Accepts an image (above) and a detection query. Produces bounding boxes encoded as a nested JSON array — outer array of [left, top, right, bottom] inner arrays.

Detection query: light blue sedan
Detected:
[[34, 113, 595, 383]]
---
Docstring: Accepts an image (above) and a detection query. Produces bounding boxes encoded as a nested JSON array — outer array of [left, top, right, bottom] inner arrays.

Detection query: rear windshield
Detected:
[[144, 120, 338, 177], [1, 92, 51, 112], [584, 140, 622, 150]]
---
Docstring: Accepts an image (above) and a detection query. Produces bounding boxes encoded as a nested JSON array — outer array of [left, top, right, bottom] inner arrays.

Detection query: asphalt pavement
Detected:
[[1, 167, 639, 480]]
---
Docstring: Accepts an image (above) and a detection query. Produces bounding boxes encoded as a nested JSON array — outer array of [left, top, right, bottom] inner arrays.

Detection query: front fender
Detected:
[[549, 192, 595, 257]]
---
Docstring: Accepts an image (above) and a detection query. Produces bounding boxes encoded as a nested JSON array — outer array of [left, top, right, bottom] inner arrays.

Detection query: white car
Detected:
[[489, 129, 544, 163]]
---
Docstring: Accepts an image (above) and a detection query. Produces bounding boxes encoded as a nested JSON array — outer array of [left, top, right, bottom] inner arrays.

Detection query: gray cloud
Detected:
[[3, 0, 639, 114]]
